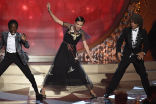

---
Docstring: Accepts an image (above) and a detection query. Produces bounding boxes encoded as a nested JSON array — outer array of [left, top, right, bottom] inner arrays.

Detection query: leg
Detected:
[[13, 58, 39, 94], [86, 84, 97, 99], [41, 84, 47, 99], [133, 59, 150, 94], [0, 56, 13, 76], [41, 84, 47, 95], [105, 58, 131, 95]]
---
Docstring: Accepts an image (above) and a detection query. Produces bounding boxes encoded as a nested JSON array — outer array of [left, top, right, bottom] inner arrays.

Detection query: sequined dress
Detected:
[[43, 22, 93, 89]]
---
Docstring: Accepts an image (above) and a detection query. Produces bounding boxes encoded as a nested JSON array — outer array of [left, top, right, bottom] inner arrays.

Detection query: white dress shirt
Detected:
[[6, 32, 16, 53], [131, 27, 139, 48]]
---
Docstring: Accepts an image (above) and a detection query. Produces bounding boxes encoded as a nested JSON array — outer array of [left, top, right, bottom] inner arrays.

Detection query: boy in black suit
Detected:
[[104, 14, 150, 98], [0, 20, 43, 100]]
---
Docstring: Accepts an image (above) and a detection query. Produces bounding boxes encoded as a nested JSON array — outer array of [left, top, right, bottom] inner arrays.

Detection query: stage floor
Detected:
[[0, 61, 155, 104], [0, 80, 155, 104]]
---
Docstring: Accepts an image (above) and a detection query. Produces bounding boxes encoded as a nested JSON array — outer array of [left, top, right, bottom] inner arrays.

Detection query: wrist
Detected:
[[143, 52, 146, 55], [117, 52, 121, 55], [141, 51, 145, 55]]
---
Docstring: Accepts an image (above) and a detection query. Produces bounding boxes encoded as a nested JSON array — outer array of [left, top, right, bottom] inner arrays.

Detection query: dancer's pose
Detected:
[[41, 3, 99, 99], [0, 20, 43, 100], [104, 14, 150, 98]]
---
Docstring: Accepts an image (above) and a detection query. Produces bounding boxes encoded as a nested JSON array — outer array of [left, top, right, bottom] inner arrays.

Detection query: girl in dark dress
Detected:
[[41, 3, 99, 99]]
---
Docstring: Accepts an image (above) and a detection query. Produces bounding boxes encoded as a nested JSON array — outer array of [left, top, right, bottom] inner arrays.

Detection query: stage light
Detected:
[[29, 16, 32, 19], [31, 42, 35, 46], [23, 5, 27, 10]]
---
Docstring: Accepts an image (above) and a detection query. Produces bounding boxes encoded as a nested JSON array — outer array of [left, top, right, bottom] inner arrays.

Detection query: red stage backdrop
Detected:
[[0, 0, 124, 55]]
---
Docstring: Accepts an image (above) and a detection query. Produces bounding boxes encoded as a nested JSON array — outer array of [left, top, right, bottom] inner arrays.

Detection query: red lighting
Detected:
[[23, 5, 27, 10], [0, 0, 125, 55]]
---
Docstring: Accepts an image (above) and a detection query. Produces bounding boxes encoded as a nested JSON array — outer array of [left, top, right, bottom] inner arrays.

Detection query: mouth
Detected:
[[11, 32, 15, 35], [76, 27, 80, 30]]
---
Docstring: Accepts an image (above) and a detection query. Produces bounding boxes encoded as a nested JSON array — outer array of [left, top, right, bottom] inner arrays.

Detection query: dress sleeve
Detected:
[[63, 22, 72, 29], [79, 30, 91, 42]]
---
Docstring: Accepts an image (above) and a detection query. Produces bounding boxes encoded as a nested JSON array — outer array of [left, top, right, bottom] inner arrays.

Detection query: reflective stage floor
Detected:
[[0, 61, 155, 104], [0, 81, 155, 104]]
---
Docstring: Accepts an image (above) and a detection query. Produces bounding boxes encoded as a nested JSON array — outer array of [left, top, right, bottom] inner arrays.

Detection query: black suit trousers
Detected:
[[0, 52, 38, 93], [106, 55, 150, 94]]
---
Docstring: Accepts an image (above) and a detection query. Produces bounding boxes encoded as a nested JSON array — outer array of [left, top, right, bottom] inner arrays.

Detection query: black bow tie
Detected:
[[132, 29, 137, 32]]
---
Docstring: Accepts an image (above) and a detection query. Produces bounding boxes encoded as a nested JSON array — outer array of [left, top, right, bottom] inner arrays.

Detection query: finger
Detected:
[[137, 56, 139, 59], [118, 55, 121, 59], [119, 57, 121, 61], [22, 34, 25, 37], [118, 55, 120, 59], [22, 35, 25, 38], [23, 33, 27, 37], [24, 35, 27, 38]]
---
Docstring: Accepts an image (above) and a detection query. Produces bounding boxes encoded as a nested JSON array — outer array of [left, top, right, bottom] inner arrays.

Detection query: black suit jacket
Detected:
[[0, 31, 29, 65], [116, 27, 149, 58]]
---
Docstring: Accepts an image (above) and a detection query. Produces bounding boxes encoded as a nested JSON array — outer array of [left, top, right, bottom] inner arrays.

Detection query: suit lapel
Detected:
[[128, 27, 132, 49], [135, 28, 142, 49], [4, 31, 9, 47], [15, 32, 19, 50]]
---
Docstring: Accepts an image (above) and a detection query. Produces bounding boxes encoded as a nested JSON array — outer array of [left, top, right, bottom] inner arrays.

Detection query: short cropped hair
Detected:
[[8, 19, 18, 29]]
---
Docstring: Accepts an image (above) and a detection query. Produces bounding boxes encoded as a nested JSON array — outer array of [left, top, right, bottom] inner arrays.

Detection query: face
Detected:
[[131, 20, 139, 29], [75, 21, 84, 31], [9, 23, 18, 35]]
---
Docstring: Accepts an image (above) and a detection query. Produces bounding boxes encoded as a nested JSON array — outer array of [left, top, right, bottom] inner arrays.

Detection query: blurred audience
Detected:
[[143, 85, 156, 104], [115, 91, 128, 104]]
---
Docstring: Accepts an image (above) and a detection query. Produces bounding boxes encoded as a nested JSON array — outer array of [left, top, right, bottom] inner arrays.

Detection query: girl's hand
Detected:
[[91, 59, 99, 64], [47, 3, 51, 11]]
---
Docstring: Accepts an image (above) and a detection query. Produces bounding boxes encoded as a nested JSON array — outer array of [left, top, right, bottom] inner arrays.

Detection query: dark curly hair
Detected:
[[129, 14, 143, 28], [8, 19, 18, 29]]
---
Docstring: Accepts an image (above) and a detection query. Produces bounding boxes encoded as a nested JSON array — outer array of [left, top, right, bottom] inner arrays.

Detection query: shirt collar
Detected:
[[132, 27, 139, 32], [136, 27, 139, 31], [8, 32, 16, 38]]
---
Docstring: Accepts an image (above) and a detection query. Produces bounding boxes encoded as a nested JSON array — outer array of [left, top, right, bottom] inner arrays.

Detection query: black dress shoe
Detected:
[[40, 89, 46, 99], [103, 93, 112, 103], [104, 93, 110, 98], [36, 94, 43, 100]]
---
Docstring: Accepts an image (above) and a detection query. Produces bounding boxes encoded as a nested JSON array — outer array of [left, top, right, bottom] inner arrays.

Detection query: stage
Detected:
[[0, 0, 156, 103], [0, 57, 155, 104]]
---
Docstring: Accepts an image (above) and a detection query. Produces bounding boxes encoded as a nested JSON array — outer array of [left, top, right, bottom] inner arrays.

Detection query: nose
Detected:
[[12, 28, 16, 31]]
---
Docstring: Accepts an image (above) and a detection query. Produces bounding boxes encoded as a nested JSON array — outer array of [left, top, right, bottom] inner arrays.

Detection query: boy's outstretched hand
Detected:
[[21, 33, 27, 41]]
